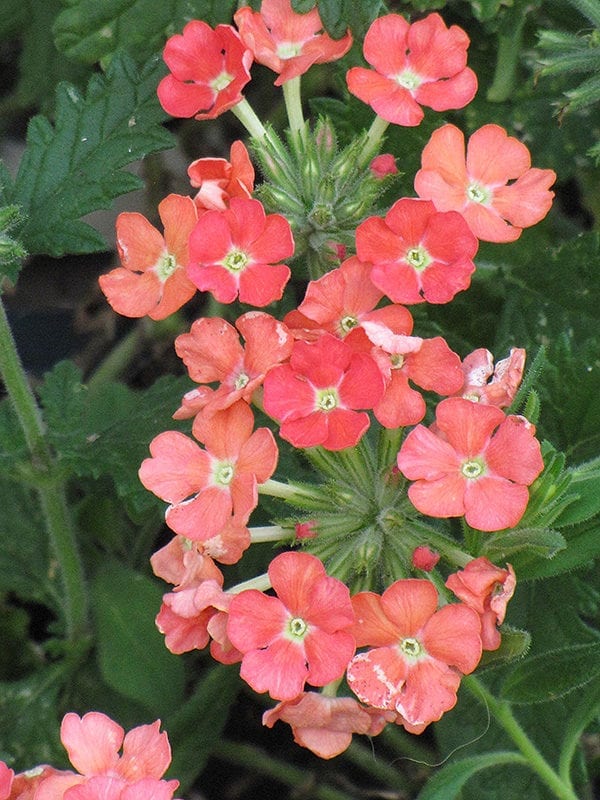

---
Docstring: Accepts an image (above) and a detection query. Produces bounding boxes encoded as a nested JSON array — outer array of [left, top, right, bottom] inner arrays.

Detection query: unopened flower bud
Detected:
[[295, 520, 318, 539], [411, 545, 440, 572], [370, 153, 398, 178]]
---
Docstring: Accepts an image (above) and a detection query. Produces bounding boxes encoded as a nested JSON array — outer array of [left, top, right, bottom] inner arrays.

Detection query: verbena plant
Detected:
[[0, 2, 599, 799]]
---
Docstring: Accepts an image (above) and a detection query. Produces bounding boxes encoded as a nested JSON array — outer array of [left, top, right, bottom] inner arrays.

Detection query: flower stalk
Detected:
[[0, 294, 88, 641]]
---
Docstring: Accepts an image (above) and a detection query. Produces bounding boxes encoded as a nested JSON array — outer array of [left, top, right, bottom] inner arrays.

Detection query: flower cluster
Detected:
[[98, 0, 556, 761], [0, 713, 179, 800]]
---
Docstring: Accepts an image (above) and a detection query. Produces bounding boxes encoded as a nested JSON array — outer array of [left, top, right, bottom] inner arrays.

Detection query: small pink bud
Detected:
[[295, 520, 318, 540], [412, 545, 440, 572], [370, 153, 398, 178]]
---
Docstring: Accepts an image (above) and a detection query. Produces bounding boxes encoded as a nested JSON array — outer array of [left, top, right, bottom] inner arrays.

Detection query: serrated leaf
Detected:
[[165, 665, 240, 792], [37, 360, 191, 517], [501, 642, 600, 704], [13, 52, 174, 257], [91, 560, 185, 717], [416, 752, 528, 800], [53, 0, 238, 65]]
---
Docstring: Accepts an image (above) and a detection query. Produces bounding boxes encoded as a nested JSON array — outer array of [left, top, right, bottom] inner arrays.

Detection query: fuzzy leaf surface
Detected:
[[12, 53, 173, 257], [53, 0, 238, 64]]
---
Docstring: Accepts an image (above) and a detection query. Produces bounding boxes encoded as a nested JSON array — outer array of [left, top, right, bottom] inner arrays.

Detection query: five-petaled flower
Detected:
[[346, 13, 477, 126], [346, 579, 482, 729], [263, 332, 385, 450], [227, 551, 356, 700], [139, 401, 278, 539], [356, 197, 478, 305], [414, 123, 556, 242], [157, 20, 253, 119], [397, 397, 544, 531], [34, 712, 178, 800], [234, 0, 352, 85], [187, 197, 294, 306], [99, 194, 197, 320], [174, 311, 293, 424]]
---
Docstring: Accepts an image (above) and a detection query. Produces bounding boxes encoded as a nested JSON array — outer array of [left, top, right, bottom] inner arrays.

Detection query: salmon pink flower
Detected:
[[188, 140, 255, 211], [227, 551, 356, 700], [446, 557, 516, 650], [346, 580, 482, 728], [397, 397, 544, 531], [157, 21, 252, 119], [35, 713, 178, 800], [99, 194, 197, 320], [139, 401, 278, 539], [356, 197, 478, 305], [346, 13, 477, 126], [174, 311, 293, 420], [457, 347, 526, 407], [263, 692, 391, 759], [187, 197, 293, 306], [262, 332, 385, 450], [414, 123, 557, 242], [360, 319, 464, 428], [234, 0, 352, 86], [0, 763, 12, 800], [370, 153, 398, 178]]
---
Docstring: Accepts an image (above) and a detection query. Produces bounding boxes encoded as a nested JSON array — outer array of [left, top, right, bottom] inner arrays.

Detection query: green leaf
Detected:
[[501, 642, 600, 704], [37, 360, 191, 518], [316, 0, 383, 39], [481, 527, 566, 568], [91, 560, 185, 718], [53, 0, 238, 65], [416, 752, 528, 800], [517, 517, 600, 579], [554, 456, 600, 526], [0, 667, 65, 769], [165, 665, 240, 792], [13, 52, 173, 257]]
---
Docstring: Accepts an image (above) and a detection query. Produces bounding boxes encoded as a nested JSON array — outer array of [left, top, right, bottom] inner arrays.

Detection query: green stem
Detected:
[[0, 296, 88, 640], [258, 478, 324, 503], [358, 115, 390, 167], [231, 98, 269, 141], [464, 676, 580, 800], [283, 76, 307, 147], [87, 320, 146, 392], [487, 3, 528, 103]]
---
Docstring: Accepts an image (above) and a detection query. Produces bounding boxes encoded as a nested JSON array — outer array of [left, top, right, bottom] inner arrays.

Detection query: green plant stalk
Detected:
[[0, 295, 88, 640], [487, 3, 528, 103], [283, 75, 307, 147], [359, 114, 389, 167], [464, 675, 580, 800]]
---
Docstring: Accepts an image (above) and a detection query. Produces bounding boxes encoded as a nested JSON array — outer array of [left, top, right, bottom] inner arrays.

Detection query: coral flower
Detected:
[[347, 580, 482, 728], [139, 401, 278, 539], [397, 397, 544, 531], [174, 311, 293, 420], [187, 197, 293, 306], [263, 692, 391, 759], [346, 13, 477, 126], [188, 140, 255, 211], [99, 194, 197, 320], [262, 332, 385, 450], [0, 763, 12, 800], [457, 347, 526, 407], [157, 21, 253, 119], [34, 713, 178, 800], [227, 551, 356, 700], [356, 197, 478, 305], [234, 0, 352, 86], [414, 123, 557, 242], [446, 557, 516, 650]]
